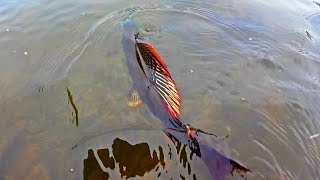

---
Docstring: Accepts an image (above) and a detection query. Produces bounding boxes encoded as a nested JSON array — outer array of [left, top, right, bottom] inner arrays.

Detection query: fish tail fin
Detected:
[[200, 142, 251, 179], [229, 158, 252, 174]]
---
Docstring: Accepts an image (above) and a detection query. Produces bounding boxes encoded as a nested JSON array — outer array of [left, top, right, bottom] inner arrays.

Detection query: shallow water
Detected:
[[0, 0, 320, 179]]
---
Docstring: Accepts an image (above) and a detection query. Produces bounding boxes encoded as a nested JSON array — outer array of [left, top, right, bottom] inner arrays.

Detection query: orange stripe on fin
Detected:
[[136, 40, 181, 118], [136, 42, 172, 77]]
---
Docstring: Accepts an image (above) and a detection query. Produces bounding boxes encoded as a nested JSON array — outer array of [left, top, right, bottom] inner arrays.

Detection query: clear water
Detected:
[[0, 0, 320, 179]]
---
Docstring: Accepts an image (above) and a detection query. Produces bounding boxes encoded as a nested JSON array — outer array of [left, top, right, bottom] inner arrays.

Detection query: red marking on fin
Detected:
[[136, 41, 181, 118], [136, 42, 172, 77]]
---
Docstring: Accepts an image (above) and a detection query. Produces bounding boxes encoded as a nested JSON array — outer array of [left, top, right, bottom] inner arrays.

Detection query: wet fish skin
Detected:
[[121, 19, 184, 129], [121, 19, 250, 179]]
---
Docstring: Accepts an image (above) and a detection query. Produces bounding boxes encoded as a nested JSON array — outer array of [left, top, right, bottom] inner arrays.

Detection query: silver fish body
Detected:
[[121, 19, 250, 180]]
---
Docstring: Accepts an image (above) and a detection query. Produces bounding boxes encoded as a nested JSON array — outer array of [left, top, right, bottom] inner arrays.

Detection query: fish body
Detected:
[[121, 19, 251, 179], [121, 19, 183, 129]]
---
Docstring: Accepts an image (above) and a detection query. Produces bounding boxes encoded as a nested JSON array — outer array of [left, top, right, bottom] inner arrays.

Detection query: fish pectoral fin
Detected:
[[126, 88, 143, 107]]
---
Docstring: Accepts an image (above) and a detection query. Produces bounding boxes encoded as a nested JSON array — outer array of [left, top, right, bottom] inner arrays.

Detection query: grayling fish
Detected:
[[121, 19, 251, 180]]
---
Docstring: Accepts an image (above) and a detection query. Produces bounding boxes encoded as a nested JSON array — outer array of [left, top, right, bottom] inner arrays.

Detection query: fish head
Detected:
[[121, 19, 139, 41]]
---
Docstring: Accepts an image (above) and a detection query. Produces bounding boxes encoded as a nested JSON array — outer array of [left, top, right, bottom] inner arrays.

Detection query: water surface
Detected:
[[0, 0, 320, 179]]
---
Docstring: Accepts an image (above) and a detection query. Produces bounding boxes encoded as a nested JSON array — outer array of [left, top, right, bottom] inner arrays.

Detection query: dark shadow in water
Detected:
[[83, 137, 166, 180], [314, 1, 320, 7], [166, 133, 197, 179], [66, 87, 79, 126], [83, 136, 248, 179], [83, 149, 111, 180], [112, 138, 165, 178]]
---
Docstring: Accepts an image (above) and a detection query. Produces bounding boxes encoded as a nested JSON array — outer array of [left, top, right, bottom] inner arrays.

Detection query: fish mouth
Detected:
[[120, 19, 133, 27], [121, 19, 139, 39]]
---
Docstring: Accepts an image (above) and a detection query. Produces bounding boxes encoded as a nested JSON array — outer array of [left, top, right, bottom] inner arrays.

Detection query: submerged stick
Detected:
[[66, 87, 79, 126]]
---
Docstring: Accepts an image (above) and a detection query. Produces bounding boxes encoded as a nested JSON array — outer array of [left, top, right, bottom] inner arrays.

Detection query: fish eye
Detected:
[[135, 32, 139, 39]]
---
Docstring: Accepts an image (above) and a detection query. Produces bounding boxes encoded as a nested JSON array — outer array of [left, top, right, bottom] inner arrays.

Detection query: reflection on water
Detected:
[[84, 149, 111, 179], [83, 135, 250, 179], [83, 137, 199, 180], [111, 138, 165, 178], [84, 138, 166, 179]]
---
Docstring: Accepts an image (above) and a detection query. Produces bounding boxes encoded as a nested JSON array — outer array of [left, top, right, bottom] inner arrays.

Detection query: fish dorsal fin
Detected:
[[135, 41, 181, 117], [136, 42, 172, 77]]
